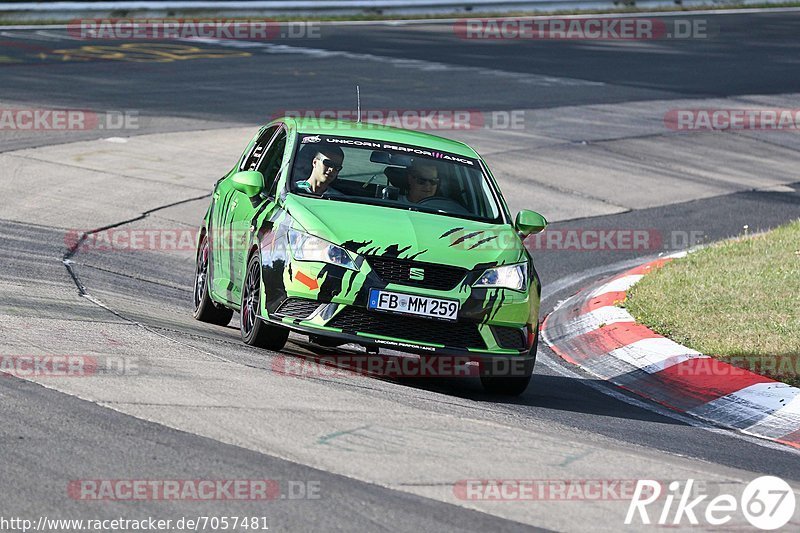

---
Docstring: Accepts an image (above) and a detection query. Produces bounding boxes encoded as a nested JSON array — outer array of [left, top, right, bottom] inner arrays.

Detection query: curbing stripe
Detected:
[[744, 391, 800, 439], [621, 257, 671, 276], [639, 353, 706, 375], [590, 274, 643, 297], [643, 358, 774, 410], [607, 337, 702, 374], [556, 323, 662, 364], [542, 256, 800, 449], [544, 305, 633, 344], [689, 382, 800, 431], [778, 432, 800, 447], [578, 322, 662, 352], [583, 290, 627, 313]]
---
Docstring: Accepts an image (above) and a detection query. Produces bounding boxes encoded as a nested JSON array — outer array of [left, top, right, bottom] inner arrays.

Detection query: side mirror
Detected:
[[230, 171, 265, 197], [515, 210, 547, 236]]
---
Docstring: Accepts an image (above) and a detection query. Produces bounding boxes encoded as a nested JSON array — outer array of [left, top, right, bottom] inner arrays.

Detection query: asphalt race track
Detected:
[[1, 10, 800, 532]]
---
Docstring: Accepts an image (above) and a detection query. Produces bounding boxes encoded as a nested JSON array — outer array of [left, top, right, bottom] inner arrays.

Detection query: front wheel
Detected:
[[241, 252, 289, 351], [479, 332, 537, 396], [193, 233, 234, 326]]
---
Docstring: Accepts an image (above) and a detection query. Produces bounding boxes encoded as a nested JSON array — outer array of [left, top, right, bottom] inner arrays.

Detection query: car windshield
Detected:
[[289, 134, 504, 222]]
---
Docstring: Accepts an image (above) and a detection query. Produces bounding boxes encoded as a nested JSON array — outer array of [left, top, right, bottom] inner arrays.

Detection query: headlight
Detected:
[[473, 263, 527, 291], [287, 229, 358, 271]]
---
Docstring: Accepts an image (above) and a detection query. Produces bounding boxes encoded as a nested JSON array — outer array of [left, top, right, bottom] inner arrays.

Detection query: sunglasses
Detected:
[[317, 157, 343, 172], [412, 176, 439, 186]]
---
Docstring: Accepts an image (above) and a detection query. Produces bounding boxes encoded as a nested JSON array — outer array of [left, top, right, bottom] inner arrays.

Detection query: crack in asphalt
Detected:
[[54, 205, 475, 400], [54, 192, 259, 368], [61, 192, 211, 295], [80, 262, 193, 293]]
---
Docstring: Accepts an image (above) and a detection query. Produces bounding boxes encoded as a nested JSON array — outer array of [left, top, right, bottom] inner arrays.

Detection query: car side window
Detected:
[[257, 130, 287, 195], [240, 126, 278, 172]]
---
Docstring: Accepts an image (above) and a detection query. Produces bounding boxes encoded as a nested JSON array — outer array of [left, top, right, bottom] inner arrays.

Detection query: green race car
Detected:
[[193, 118, 547, 394]]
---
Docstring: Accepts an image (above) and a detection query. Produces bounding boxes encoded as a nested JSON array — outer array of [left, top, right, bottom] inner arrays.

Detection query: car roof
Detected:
[[277, 117, 481, 159]]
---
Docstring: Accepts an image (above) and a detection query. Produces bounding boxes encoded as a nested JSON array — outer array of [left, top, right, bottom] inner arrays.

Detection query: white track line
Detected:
[[186, 36, 604, 87]]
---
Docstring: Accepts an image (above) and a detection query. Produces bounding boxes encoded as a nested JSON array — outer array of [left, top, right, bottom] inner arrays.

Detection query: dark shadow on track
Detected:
[[271, 341, 687, 425]]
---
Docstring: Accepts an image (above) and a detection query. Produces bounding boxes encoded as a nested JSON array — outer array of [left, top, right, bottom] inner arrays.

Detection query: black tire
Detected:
[[479, 332, 538, 396], [193, 233, 234, 326], [241, 252, 289, 351]]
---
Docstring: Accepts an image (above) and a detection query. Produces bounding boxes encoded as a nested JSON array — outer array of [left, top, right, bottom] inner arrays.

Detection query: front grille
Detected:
[[328, 307, 485, 349], [275, 298, 320, 319], [491, 326, 527, 350], [366, 257, 467, 291]]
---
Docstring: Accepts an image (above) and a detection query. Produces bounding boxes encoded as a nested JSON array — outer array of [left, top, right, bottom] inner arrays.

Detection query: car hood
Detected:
[[284, 195, 526, 269]]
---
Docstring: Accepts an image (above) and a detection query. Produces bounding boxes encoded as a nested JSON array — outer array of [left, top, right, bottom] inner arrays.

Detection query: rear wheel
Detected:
[[480, 332, 537, 396], [241, 252, 289, 351], [193, 233, 234, 326]]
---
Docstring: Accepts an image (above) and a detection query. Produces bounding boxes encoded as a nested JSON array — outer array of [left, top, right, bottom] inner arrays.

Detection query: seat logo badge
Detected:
[[409, 267, 425, 281]]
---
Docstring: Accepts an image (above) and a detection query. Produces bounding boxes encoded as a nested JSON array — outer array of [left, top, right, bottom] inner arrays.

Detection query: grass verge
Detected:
[[624, 220, 800, 387]]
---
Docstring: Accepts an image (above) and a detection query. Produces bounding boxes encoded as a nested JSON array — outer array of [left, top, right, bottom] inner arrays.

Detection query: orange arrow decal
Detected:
[[295, 270, 319, 291]]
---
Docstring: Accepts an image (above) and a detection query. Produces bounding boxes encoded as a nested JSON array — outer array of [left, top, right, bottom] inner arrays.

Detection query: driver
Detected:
[[305, 145, 345, 196], [403, 161, 439, 203]]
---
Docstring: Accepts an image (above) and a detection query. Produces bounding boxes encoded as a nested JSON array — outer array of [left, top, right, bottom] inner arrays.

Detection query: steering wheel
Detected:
[[416, 195, 470, 215]]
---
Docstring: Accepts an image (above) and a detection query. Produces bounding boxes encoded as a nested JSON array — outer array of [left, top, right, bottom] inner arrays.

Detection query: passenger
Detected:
[[402, 161, 439, 203]]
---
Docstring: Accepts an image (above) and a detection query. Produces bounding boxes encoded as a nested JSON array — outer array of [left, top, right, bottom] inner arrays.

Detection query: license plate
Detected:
[[368, 289, 459, 321]]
